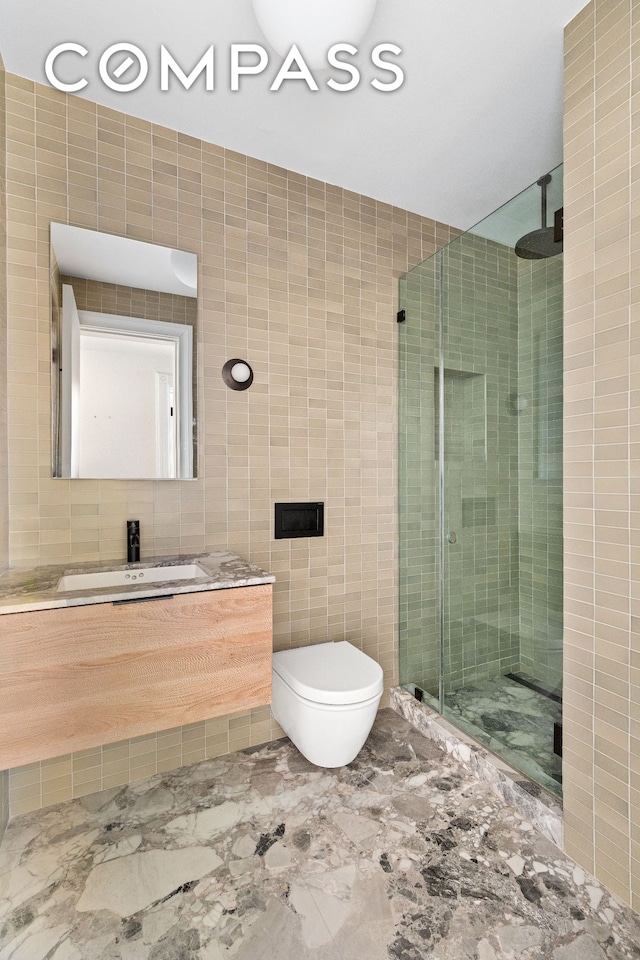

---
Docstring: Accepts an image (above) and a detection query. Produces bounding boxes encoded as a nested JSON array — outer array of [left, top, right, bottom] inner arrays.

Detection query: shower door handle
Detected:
[[447, 531, 457, 544]]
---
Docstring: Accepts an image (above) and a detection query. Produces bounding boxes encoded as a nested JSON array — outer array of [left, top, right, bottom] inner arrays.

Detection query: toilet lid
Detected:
[[272, 641, 384, 706]]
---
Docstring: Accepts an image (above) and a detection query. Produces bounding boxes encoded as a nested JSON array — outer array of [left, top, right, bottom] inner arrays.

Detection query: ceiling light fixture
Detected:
[[251, 0, 378, 70]]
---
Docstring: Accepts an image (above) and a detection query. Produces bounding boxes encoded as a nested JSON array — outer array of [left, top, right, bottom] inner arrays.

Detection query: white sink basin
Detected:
[[56, 563, 209, 593]]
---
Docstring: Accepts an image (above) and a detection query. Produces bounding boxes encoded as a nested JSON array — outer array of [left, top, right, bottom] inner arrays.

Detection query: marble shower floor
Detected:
[[444, 674, 563, 796], [1, 711, 639, 960]]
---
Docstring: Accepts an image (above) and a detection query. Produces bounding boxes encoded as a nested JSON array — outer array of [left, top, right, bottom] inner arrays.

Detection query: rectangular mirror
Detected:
[[50, 224, 197, 479]]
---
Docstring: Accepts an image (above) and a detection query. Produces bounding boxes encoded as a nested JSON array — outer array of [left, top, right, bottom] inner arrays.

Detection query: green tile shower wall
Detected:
[[399, 234, 563, 697]]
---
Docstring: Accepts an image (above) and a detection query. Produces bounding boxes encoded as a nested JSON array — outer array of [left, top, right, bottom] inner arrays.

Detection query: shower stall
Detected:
[[398, 166, 563, 796]]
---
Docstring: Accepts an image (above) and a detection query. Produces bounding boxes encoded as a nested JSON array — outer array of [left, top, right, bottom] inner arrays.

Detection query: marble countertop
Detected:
[[0, 552, 275, 614]]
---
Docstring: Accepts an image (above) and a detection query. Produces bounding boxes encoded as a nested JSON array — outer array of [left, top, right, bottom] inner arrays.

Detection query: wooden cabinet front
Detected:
[[0, 584, 272, 769]]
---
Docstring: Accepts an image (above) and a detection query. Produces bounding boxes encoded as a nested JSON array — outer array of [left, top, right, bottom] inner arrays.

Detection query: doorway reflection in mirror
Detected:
[[50, 224, 198, 480]]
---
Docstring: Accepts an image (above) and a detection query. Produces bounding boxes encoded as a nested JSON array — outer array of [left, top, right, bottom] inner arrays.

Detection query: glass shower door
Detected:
[[440, 224, 563, 796], [398, 257, 441, 707], [398, 166, 563, 796], [440, 230, 522, 735]]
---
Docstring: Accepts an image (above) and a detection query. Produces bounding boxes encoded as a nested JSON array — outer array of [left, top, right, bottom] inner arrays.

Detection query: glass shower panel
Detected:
[[398, 165, 564, 797], [516, 256, 564, 694], [440, 232, 520, 699], [398, 257, 441, 707], [439, 185, 563, 796]]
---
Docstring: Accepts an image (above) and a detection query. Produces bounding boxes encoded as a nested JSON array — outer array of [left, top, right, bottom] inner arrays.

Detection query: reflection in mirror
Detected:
[[50, 225, 197, 479]]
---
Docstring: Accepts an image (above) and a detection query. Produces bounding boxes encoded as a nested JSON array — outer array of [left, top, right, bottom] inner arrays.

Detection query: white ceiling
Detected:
[[1, 0, 588, 230]]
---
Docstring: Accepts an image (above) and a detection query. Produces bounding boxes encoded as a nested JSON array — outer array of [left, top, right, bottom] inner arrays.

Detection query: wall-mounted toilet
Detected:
[[271, 640, 384, 768]]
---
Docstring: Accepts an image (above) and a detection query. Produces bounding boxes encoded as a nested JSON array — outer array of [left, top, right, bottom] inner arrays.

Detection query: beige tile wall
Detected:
[[563, 0, 639, 910], [3, 73, 455, 814], [0, 53, 9, 840], [61, 278, 197, 328], [9, 707, 284, 816]]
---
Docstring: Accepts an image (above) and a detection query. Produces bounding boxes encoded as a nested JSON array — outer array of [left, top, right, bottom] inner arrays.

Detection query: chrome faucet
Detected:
[[126, 520, 140, 563]]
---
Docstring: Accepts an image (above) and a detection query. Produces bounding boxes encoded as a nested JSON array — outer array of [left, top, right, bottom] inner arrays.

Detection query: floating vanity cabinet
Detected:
[[0, 584, 273, 769]]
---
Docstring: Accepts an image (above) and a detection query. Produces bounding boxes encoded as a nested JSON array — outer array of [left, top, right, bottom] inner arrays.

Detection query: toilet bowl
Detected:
[[271, 640, 384, 768]]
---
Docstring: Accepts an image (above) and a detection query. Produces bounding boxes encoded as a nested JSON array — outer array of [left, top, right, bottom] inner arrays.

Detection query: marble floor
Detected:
[[1, 710, 639, 960], [443, 674, 563, 796]]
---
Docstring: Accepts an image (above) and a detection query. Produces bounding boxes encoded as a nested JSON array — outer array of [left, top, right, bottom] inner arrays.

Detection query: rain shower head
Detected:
[[515, 173, 563, 260]]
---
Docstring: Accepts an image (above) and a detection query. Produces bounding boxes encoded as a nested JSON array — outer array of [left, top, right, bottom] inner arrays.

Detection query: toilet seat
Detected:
[[273, 641, 383, 706]]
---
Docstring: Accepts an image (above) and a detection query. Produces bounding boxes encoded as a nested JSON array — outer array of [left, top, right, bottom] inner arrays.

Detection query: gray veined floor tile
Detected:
[[304, 861, 395, 960], [232, 897, 343, 960], [76, 847, 224, 916], [0, 709, 639, 959]]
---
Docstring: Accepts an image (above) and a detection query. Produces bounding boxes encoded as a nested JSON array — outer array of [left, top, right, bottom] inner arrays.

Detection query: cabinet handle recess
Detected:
[[112, 594, 175, 606]]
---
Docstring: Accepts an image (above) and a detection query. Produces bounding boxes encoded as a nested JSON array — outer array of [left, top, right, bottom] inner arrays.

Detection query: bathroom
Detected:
[[1, 0, 640, 957]]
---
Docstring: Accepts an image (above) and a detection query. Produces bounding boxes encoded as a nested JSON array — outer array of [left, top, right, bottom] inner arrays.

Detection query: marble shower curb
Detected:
[[390, 685, 563, 849]]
